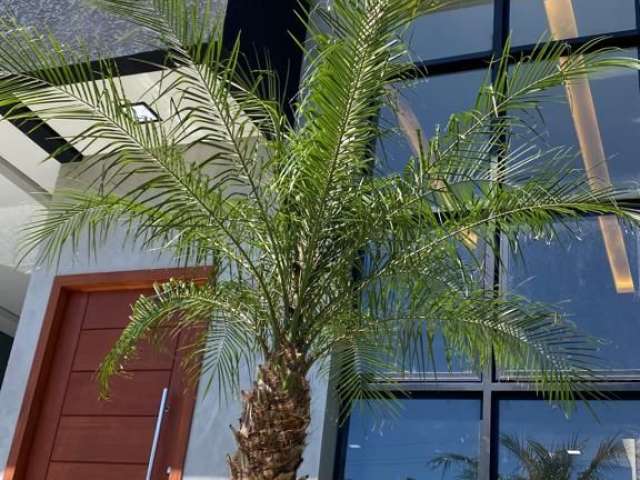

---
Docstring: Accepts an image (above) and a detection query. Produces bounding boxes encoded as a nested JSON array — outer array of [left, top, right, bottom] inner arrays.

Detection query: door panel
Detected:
[[20, 285, 197, 480], [51, 417, 156, 463], [46, 463, 146, 480], [82, 289, 152, 329], [72, 328, 176, 371], [62, 371, 171, 416]]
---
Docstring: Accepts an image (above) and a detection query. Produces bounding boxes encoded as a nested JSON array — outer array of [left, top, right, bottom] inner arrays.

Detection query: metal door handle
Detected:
[[146, 387, 169, 480]]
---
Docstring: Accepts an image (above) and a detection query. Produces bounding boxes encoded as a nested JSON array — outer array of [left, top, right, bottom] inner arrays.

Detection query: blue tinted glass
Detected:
[[404, 1, 494, 61], [377, 69, 486, 174], [500, 399, 640, 480], [510, 0, 636, 46], [507, 217, 640, 375], [343, 398, 481, 480], [513, 52, 640, 189]]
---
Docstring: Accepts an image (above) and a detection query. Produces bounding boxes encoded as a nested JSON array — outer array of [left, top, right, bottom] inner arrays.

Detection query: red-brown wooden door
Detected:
[[5, 270, 205, 480]]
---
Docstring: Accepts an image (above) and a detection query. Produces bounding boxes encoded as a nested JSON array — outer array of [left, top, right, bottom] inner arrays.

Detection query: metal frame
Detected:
[[334, 1, 640, 479]]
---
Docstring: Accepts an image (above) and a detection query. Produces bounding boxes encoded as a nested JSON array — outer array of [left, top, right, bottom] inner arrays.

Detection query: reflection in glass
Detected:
[[377, 70, 486, 174], [507, 217, 640, 375], [0, 333, 12, 387], [342, 398, 481, 480], [510, 0, 636, 46], [499, 400, 640, 480], [512, 48, 640, 299], [403, 0, 494, 60]]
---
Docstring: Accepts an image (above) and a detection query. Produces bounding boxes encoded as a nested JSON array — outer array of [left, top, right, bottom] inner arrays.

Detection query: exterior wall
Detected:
[[0, 173, 330, 480]]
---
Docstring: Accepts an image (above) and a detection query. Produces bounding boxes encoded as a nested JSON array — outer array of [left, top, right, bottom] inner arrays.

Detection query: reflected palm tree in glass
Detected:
[[430, 434, 632, 480]]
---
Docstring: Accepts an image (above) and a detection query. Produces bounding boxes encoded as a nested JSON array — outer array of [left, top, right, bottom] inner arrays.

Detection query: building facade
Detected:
[[1, 1, 640, 479]]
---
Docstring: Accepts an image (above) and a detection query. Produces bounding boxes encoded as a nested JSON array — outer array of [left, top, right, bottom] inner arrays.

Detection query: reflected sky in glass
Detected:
[[343, 398, 481, 480], [403, 0, 494, 61], [510, 0, 636, 46], [377, 69, 486, 175], [507, 216, 640, 374], [500, 399, 640, 480], [512, 51, 640, 189]]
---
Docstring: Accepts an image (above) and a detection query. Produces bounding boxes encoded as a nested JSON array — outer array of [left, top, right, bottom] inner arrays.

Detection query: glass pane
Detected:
[[499, 399, 640, 480], [510, 0, 637, 47], [506, 217, 640, 376], [512, 50, 640, 189], [404, 0, 494, 61], [0, 333, 12, 387], [342, 398, 482, 480], [363, 238, 486, 379], [377, 69, 486, 174]]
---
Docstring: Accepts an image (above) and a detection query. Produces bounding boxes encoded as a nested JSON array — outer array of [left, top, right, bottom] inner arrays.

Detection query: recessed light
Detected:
[[129, 102, 160, 123], [566, 449, 582, 456], [348, 444, 362, 449]]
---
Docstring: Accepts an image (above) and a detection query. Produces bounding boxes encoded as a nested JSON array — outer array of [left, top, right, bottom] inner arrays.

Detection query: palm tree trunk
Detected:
[[228, 346, 311, 480]]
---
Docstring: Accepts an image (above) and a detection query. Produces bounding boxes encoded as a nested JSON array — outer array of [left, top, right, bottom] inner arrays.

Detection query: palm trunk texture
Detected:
[[229, 347, 311, 480]]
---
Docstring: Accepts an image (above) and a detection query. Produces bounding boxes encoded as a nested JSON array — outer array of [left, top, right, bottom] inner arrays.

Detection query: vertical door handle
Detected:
[[146, 387, 169, 480]]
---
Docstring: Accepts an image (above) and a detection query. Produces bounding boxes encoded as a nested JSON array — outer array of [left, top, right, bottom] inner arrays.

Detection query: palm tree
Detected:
[[3, 0, 640, 478], [430, 435, 627, 480]]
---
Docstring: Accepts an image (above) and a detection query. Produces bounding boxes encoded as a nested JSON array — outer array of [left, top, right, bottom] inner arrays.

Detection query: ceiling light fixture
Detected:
[[129, 102, 160, 123]]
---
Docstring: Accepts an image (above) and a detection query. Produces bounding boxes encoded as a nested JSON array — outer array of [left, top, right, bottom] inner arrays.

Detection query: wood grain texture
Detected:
[[62, 371, 171, 416], [51, 416, 156, 463], [46, 463, 146, 480], [4, 268, 208, 480], [23, 292, 89, 480], [72, 328, 176, 372], [83, 289, 153, 329]]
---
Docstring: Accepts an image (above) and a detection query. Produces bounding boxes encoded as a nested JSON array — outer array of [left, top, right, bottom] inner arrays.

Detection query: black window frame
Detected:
[[335, 1, 640, 479]]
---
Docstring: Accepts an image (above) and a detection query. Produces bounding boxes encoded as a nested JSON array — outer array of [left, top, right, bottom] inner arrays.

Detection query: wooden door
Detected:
[[4, 269, 207, 480]]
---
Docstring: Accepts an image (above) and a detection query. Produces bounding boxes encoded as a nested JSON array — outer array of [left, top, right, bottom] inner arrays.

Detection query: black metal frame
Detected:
[[334, 1, 640, 479]]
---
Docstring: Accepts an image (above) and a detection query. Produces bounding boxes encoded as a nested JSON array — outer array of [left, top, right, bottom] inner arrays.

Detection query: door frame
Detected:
[[4, 267, 210, 480]]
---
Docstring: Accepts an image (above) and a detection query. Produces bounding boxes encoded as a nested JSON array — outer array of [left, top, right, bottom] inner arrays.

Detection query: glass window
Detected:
[[510, 0, 637, 47], [506, 216, 640, 376], [499, 399, 640, 480], [403, 0, 494, 61], [342, 397, 482, 480], [0, 332, 12, 387], [377, 69, 487, 174], [511, 51, 640, 189]]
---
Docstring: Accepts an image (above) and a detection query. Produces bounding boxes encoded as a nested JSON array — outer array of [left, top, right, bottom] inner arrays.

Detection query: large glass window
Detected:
[[341, 397, 482, 480], [338, 2, 640, 479], [506, 217, 640, 376], [499, 399, 640, 480], [404, 0, 494, 61], [377, 69, 486, 174], [510, 0, 637, 47], [512, 51, 640, 189]]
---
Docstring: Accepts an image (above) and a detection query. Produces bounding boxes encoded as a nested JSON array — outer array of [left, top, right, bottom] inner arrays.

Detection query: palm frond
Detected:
[[98, 278, 261, 398]]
